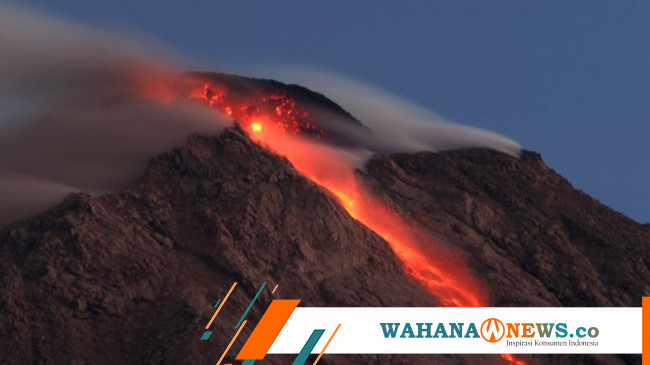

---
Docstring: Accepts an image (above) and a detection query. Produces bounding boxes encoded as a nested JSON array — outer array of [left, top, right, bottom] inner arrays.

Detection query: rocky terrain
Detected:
[[0, 130, 438, 364], [0, 76, 647, 365], [364, 149, 649, 365], [365, 149, 649, 308]]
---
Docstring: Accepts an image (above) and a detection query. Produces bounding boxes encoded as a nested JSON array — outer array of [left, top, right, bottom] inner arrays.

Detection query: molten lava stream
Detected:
[[183, 80, 525, 363], [245, 122, 527, 365], [323, 179, 485, 307], [244, 121, 485, 307]]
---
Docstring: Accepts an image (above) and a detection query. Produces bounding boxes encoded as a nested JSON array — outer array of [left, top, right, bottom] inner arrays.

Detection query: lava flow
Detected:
[[186, 77, 485, 307], [185, 76, 527, 363]]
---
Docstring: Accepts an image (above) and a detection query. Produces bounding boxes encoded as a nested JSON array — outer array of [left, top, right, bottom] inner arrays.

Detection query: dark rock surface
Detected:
[[0, 71, 647, 364], [363, 149, 649, 365], [364, 149, 649, 308], [0, 129, 645, 364], [0, 130, 500, 364]]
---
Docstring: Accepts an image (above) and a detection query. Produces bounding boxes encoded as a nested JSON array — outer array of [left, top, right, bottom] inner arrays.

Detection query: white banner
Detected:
[[269, 307, 642, 354]]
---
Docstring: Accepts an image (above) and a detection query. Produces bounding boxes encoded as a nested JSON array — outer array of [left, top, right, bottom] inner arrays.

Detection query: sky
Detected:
[[12, 0, 650, 222]]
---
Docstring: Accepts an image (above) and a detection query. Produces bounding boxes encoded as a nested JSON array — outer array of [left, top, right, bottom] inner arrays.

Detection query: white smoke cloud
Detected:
[[262, 68, 522, 157], [0, 3, 230, 224], [0, 4, 522, 225]]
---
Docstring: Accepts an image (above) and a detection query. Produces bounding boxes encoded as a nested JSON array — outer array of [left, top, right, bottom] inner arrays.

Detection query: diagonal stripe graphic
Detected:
[[215, 320, 247, 365], [236, 299, 301, 360], [292, 329, 325, 365], [235, 282, 267, 329], [206, 282, 237, 330], [313, 324, 342, 365], [200, 331, 212, 340]]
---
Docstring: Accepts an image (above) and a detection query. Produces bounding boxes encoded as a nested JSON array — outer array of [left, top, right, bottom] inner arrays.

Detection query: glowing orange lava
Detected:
[[250, 122, 263, 133], [311, 171, 486, 307], [185, 78, 485, 307], [187, 80, 324, 138], [185, 77, 524, 363], [501, 354, 528, 364]]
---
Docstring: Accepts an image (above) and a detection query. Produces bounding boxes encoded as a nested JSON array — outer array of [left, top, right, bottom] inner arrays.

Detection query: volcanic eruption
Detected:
[[178, 72, 536, 364], [1, 5, 644, 365], [181, 72, 489, 308]]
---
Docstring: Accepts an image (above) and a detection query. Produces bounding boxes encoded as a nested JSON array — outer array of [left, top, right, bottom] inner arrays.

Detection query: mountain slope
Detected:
[[0, 68, 648, 364], [1, 130, 500, 364], [0, 129, 645, 364], [364, 149, 649, 308]]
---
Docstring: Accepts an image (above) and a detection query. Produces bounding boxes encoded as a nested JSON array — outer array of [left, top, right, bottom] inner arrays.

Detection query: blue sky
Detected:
[[19, 0, 650, 222]]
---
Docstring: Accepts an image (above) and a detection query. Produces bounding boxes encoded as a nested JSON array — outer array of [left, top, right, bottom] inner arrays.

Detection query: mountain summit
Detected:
[[0, 76, 646, 365]]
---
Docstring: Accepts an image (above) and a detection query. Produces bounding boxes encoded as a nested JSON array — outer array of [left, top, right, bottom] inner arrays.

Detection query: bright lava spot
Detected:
[[251, 122, 263, 133], [501, 354, 528, 364]]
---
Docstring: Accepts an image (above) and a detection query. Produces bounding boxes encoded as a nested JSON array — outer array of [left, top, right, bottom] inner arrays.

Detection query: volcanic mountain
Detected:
[[0, 74, 647, 365]]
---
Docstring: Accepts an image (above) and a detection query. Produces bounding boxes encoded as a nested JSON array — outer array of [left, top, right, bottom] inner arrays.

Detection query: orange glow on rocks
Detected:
[[314, 173, 486, 307], [501, 354, 528, 364], [185, 77, 486, 307], [187, 79, 324, 138], [265, 129, 485, 307], [180, 75, 531, 363]]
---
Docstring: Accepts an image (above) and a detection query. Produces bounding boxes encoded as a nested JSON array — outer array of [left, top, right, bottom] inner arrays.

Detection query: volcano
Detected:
[[183, 72, 370, 149], [0, 74, 646, 365]]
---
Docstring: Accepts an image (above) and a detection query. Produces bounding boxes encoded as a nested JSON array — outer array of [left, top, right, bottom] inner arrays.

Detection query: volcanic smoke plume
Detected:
[[0, 3, 231, 224], [0, 1, 526, 311], [0, 3, 526, 312]]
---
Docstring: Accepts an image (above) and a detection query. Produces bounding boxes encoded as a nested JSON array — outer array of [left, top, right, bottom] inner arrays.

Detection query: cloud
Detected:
[[0, 3, 230, 224], [261, 68, 522, 157]]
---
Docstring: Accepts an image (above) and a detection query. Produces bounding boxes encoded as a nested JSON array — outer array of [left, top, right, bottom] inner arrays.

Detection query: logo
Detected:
[[200, 281, 341, 365], [480, 318, 506, 343]]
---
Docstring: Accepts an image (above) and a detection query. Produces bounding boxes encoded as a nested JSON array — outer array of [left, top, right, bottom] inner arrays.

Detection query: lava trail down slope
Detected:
[[185, 72, 487, 308], [0, 73, 646, 365]]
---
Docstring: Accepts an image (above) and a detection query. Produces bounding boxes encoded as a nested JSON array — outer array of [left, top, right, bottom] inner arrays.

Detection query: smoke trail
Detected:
[[0, 4, 230, 224], [0, 5, 522, 227], [262, 68, 522, 157]]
